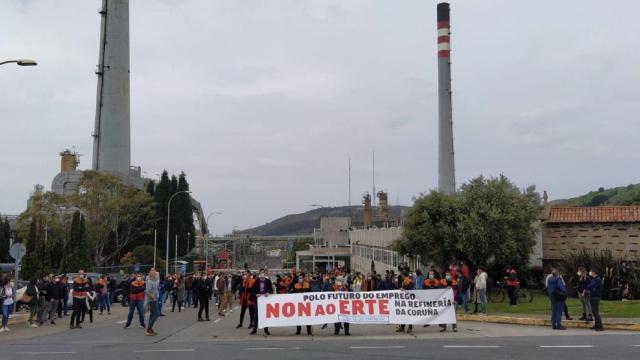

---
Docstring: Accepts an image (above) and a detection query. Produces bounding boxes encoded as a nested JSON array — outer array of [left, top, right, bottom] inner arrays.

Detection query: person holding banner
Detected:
[[250, 271, 273, 335], [293, 275, 313, 335], [438, 273, 458, 332], [333, 279, 351, 336], [396, 271, 415, 334], [236, 272, 255, 329]]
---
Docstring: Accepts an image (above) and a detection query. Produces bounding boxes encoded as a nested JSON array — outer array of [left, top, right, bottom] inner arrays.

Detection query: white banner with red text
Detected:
[[257, 289, 456, 328]]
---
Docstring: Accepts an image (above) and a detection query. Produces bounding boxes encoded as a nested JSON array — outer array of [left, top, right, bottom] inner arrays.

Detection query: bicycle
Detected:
[[488, 281, 533, 303]]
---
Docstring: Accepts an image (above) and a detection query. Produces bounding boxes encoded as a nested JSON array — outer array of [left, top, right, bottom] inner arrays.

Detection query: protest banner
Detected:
[[257, 289, 456, 328]]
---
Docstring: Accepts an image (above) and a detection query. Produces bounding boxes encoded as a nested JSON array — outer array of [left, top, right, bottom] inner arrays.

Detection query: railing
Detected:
[[351, 243, 427, 272]]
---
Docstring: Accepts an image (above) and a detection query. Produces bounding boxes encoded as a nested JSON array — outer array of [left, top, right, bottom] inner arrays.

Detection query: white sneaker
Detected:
[[229, 310, 233, 314], [0, 327, 5, 333], [4, 327, 10, 332], [30, 323, 38, 328]]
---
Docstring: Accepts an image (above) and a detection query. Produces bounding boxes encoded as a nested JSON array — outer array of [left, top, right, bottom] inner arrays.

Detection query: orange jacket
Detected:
[[423, 278, 440, 288]]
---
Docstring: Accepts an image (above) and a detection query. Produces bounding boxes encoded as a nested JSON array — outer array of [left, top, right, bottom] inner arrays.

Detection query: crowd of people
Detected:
[[0, 262, 610, 336], [545, 267, 604, 331]]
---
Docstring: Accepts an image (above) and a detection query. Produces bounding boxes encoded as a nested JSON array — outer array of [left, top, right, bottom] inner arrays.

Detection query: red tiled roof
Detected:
[[547, 206, 640, 223]]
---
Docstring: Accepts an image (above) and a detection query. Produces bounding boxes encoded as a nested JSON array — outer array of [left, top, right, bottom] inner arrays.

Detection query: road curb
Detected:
[[458, 314, 640, 331]]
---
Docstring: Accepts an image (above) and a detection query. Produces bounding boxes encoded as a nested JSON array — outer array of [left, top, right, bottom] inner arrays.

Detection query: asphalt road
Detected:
[[1, 301, 638, 360]]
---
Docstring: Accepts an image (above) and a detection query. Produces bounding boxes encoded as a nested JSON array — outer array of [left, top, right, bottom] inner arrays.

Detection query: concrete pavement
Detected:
[[0, 300, 638, 359]]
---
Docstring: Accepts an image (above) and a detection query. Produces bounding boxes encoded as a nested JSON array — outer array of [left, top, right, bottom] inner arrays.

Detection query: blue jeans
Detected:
[[185, 290, 192, 307], [125, 300, 145, 327], [2, 303, 12, 327], [158, 290, 165, 313], [478, 288, 487, 313], [459, 290, 470, 313], [147, 301, 159, 330], [98, 294, 110, 313], [551, 300, 563, 328]]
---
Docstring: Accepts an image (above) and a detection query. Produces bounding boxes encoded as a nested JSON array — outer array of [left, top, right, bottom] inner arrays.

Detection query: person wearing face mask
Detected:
[[124, 274, 146, 329], [576, 267, 593, 322], [586, 269, 604, 331], [219, 273, 234, 316], [438, 273, 458, 333], [236, 271, 255, 329], [293, 275, 312, 335], [70, 271, 89, 329], [423, 271, 440, 289], [397, 271, 414, 334], [46, 276, 64, 325], [250, 272, 273, 335]]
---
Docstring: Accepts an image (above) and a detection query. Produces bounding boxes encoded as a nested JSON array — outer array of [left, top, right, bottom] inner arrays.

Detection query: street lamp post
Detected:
[[166, 190, 191, 275], [0, 59, 38, 66]]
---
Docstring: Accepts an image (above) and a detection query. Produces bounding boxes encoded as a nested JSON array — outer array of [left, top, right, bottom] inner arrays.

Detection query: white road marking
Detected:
[[134, 349, 195, 353], [351, 346, 406, 349], [246, 347, 300, 351], [16, 352, 77, 355], [214, 318, 222, 323], [443, 345, 501, 348], [116, 320, 126, 324], [631, 345, 640, 347], [539, 345, 594, 348]]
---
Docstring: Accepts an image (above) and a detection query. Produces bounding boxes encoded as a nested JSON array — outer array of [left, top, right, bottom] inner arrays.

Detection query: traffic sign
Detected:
[[9, 242, 26, 263]]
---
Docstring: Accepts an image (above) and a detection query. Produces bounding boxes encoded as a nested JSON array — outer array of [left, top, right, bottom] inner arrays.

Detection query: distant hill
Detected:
[[551, 183, 640, 207], [240, 206, 408, 236]]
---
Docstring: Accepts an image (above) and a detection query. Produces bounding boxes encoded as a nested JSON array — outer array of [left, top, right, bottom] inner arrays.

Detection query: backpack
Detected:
[[552, 287, 567, 302]]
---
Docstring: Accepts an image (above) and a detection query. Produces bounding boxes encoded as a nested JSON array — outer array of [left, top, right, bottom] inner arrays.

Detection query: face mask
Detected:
[[136, 277, 142, 281], [446, 275, 451, 281], [589, 272, 594, 277], [577, 272, 581, 276], [429, 275, 434, 280], [55, 279, 60, 283]]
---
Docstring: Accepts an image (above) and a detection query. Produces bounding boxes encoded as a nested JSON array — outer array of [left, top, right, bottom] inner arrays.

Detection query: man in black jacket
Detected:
[[46, 276, 65, 325], [587, 269, 604, 331], [250, 271, 273, 335], [194, 273, 211, 321]]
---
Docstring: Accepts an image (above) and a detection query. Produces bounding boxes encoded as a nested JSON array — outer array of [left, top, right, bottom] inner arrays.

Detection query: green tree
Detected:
[[176, 172, 195, 256], [457, 175, 541, 268], [72, 171, 156, 267], [21, 219, 44, 280], [394, 191, 460, 267], [16, 188, 68, 273], [153, 171, 171, 258], [0, 217, 10, 262], [61, 211, 92, 273], [395, 175, 541, 270]]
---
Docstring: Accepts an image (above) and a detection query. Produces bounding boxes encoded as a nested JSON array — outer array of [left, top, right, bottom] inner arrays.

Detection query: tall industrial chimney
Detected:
[[92, 0, 130, 175], [437, 3, 456, 194]]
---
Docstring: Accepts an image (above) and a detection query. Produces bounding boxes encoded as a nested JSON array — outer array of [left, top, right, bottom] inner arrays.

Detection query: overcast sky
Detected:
[[2, 0, 640, 234]]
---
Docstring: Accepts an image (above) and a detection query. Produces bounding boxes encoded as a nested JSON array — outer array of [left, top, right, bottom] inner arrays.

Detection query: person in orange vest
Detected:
[[397, 271, 415, 334], [506, 267, 520, 307], [277, 274, 292, 294], [423, 271, 440, 289], [236, 271, 255, 329], [124, 274, 146, 329], [293, 275, 313, 335], [438, 272, 458, 333], [70, 270, 90, 329]]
